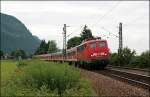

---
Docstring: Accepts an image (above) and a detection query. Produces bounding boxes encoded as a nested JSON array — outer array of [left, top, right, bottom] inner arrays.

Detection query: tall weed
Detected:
[[1, 60, 91, 96]]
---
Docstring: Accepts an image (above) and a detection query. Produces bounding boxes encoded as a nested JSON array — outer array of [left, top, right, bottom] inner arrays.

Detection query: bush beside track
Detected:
[[1, 60, 92, 96], [110, 48, 149, 69]]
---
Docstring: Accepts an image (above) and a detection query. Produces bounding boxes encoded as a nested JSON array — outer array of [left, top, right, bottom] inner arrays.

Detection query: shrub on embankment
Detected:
[[1, 60, 92, 96], [110, 48, 149, 68]]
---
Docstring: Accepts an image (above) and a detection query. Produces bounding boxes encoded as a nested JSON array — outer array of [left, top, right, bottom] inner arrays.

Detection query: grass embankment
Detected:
[[1, 60, 92, 96]]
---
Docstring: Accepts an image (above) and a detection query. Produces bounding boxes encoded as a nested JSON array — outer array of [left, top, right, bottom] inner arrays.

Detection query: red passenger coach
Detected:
[[37, 38, 110, 69]]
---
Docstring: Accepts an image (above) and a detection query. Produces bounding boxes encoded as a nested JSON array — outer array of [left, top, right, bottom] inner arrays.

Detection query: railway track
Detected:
[[107, 65, 149, 72], [92, 66, 150, 90]]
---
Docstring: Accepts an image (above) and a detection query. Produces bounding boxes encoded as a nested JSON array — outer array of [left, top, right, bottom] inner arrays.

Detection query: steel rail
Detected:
[[92, 67, 150, 90], [111, 73, 150, 89], [107, 65, 150, 72]]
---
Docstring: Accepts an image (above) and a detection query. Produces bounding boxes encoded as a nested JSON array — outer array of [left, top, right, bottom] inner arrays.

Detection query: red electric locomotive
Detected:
[[36, 37, 110, 69]]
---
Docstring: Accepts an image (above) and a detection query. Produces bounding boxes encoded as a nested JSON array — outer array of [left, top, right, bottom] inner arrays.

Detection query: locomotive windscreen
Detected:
[[99, 41, 106, 48]]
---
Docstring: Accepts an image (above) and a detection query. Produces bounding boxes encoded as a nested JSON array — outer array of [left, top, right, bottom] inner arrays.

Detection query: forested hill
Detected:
[[0, 13, 41, 54]]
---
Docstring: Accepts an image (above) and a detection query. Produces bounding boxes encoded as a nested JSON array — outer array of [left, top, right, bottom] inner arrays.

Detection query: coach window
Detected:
[[90, 43, 96, 48]]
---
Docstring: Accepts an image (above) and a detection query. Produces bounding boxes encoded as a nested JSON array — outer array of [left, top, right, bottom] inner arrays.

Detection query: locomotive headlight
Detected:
[[100, 52, 107, 56], [100, 52, 105, 55]]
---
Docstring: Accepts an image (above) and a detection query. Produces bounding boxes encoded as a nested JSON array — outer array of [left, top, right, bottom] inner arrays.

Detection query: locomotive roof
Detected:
[[82, 39, 106, 45], [67, 39, 106, 50]]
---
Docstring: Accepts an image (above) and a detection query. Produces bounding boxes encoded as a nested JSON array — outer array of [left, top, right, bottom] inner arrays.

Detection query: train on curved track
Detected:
[[36, 38, 110, 69]]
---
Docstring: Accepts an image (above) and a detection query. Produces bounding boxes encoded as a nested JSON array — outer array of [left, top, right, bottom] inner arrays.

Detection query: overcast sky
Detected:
[[1, 1, 149, 55]]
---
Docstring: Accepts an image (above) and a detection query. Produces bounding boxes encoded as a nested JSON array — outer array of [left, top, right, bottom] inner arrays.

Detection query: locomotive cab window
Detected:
[[90, 43, 96, 48], [99, 42, 106, 47]]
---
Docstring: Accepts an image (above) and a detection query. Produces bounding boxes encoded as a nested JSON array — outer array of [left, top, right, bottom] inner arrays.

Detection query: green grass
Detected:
[[1, 60, 17, 83], [1, 60, 18, 96], [1, 59, 92, 96]]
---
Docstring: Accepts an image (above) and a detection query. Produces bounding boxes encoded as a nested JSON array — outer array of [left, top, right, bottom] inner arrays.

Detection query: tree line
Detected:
[[34, 40, 58, 55], [0, 40, 59, 59], [0, 49, 27, 60], [0, 25, 149, 68], [110, 47, 149, 68]]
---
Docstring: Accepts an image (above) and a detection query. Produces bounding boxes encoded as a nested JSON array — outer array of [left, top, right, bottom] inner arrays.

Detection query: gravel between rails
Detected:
[[80, 69, 150, 96]]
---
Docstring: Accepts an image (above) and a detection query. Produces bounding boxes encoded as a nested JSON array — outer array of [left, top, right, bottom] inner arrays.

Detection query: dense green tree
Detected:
[[128, 51, 149, 68], [35, 40, 58, 54], [67, 25, 93, 49], [0, 50, 4, 58], [119, 47, 136, 65], [35, 40, 47, 54], [138, 51, 150, 68], [111, 50, 149, 68], [11, 49, 26, 59], [129, 55, 141, 67], [110, 47, 136, 66], [40, 40, 48, 51], [48, 40, 58, 53], [67, 37, 82, 49], [110, 52, 118, 65], [80, 25, 93, 41]]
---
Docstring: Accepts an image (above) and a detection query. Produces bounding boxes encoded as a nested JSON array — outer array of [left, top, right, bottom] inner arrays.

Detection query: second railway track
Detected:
[[91, 66, 150, 90]]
